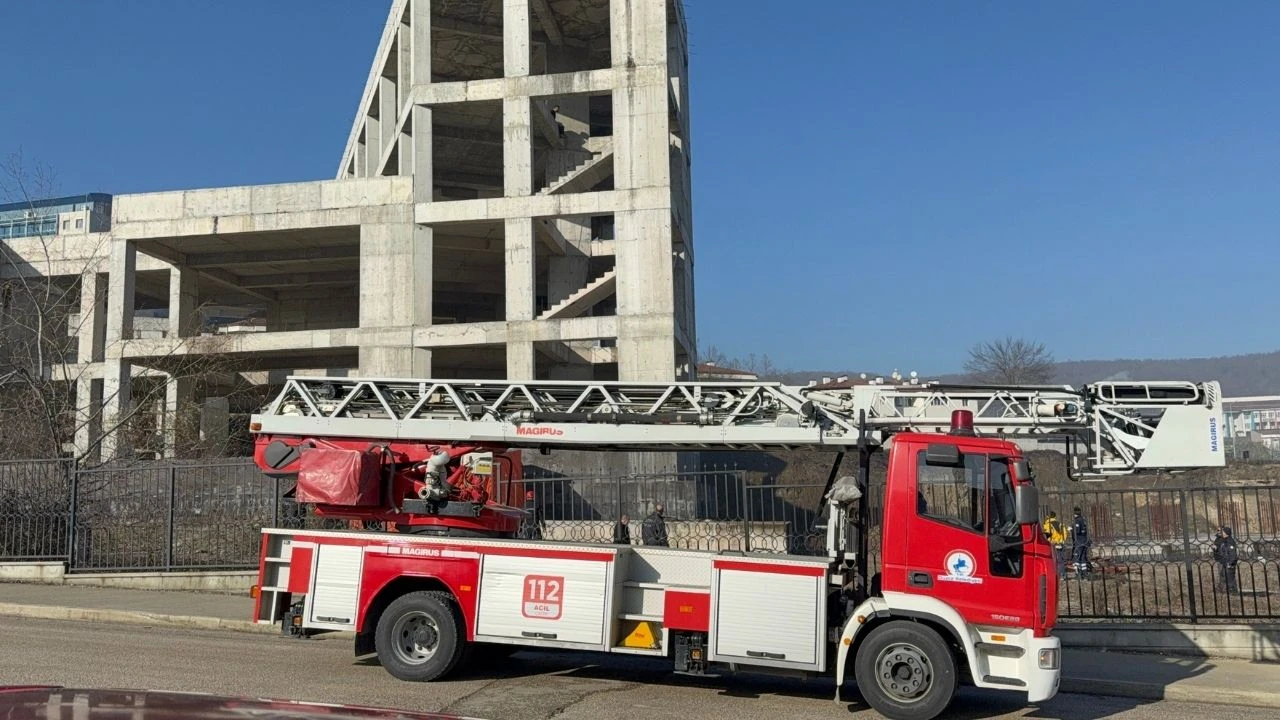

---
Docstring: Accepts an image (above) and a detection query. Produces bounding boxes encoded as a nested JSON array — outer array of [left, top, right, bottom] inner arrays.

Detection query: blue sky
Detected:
[[2, 1, 1277, 374]]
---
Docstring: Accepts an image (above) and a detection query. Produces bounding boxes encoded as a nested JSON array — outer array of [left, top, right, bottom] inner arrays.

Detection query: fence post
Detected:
[[1179, 489, 1198, 623], [66, 462, 79, 571], [741, 472, 751, 553], [165, 466, 176, 572]]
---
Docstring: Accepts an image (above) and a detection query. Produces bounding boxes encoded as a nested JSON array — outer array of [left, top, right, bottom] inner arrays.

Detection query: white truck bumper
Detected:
[[1024, 634, 1062, 703], [972, 628, 1061, 703]]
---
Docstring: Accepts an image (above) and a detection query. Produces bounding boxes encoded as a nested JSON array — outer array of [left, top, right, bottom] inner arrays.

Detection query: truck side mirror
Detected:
[[1015, 483, 1040, 526], [925, 443, 962, 467], [1012, 459, 1032, 482]]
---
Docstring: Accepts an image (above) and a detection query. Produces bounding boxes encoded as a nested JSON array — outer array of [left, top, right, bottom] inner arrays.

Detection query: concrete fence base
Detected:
[[1056, 622, 1280, 662], [0, 562, 255, 594]]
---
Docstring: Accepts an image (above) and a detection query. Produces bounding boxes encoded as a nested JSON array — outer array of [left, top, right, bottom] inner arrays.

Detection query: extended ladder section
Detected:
[[251, 377, 1226, 476]]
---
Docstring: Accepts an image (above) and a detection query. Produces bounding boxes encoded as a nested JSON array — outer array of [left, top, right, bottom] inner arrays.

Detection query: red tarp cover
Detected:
[[296, 448, 381, 506]]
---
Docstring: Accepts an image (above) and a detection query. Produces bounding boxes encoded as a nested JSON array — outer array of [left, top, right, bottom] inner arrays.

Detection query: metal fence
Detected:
[[0, 458, 341, 573], [2, 457, 1279, 621], [1041, 487, 1280, 621]]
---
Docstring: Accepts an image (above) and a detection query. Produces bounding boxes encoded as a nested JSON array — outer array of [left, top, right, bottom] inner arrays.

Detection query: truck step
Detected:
[[618, 613, 662, 622], [610, 645, 665, 657]]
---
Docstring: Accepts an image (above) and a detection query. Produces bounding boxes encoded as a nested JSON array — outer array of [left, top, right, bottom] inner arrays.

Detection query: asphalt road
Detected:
[[0, 617, 1268, 720]]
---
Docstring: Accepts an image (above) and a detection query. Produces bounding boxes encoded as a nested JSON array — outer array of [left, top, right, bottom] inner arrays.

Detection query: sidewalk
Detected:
[[2, 582, 1279, 707], [0, 582, 262, 633]]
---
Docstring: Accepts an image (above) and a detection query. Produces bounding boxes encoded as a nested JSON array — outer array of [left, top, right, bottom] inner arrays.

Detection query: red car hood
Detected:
[[0, 687, 467, 720]]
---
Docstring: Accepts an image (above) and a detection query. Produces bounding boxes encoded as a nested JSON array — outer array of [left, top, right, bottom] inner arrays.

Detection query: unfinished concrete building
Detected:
[[0, 0, 694, 460]]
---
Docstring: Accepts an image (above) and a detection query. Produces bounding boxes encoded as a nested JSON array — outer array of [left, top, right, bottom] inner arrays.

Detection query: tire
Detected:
[[375, 591, 466, 682], [853, 621, 957, 720]]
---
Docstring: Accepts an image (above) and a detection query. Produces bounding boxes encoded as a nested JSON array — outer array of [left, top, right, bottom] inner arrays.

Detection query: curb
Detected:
[[1059, 677, 1280, 709], [0, 603, 277, 635]]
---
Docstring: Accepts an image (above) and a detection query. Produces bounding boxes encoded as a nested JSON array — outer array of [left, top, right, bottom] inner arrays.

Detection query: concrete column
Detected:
[[611, 0, 668, 68], [365, 114, 382, 178], [505, 218, 535, 322], [398, 13, 412, 109], [168, 265, 198, 338], [410, 0, 431, 86], [507, 340, 535, 380], [504, 0, 530, 77], [609, 0, 675, 383], [163, 374, 195, 458], [359, 223, 432, 377], [611, 0, 671, 193], [100, 239, 135, 458], [73, 377, 103, 462], [77, 271, 106, 364], [105, 239, 136, 349], [379, 76, 398, 169], [612, 82, 670, 192], [615, 208, 675, 381], [100, 358, 132, 459], [411, 105, 433, 201], [504, 97, 533, 196]]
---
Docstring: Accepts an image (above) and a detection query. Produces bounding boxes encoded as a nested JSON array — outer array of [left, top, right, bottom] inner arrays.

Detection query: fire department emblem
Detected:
[[940, 550, 981, 584]]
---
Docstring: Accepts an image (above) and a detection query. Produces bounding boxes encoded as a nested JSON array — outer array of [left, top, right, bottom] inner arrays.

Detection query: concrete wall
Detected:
[[1057, 622, 1280, 662], [0, 563, 255, 595]]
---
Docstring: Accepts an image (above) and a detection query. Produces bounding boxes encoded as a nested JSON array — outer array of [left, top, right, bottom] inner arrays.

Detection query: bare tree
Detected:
[[0, 151, 245, 463], [963, 336, 1056, 385], [697, 344, 785, 381]]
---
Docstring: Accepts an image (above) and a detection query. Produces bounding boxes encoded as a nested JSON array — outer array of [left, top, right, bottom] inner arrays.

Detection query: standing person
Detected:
[[1042, 511, 1067, 579], [642, 503, 669, 547], [1070, 507, 1091, 579], [1214, 526, 1239, 594], [613, 514, 632, 545]]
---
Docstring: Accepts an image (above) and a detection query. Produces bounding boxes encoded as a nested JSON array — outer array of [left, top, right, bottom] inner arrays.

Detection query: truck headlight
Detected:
[[1038, 648, 1060, 670]]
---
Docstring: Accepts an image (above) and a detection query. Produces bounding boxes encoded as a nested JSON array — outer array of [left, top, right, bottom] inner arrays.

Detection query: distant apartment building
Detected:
[[1223, 395, 1280, 459], [0, 194, 112, 241]]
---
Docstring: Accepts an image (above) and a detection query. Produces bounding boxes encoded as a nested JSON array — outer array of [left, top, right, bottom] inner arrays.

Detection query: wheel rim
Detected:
[[391, 611, 441, 666], [874, 642, 934, 703]]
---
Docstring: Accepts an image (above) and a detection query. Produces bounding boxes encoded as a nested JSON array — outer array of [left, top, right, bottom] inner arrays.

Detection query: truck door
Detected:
[[894, 445, 1032, 627]]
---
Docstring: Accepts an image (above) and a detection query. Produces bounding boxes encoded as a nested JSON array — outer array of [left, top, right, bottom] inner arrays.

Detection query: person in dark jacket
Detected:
[[1214, 526, 1239, 594], [612, 514, 632, 545], [641, 503, 669, 547], [1070, 507, 1091, 578]]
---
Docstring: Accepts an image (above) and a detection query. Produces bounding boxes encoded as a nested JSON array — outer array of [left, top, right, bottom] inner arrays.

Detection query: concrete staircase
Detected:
[[538, 269, 617, 320], [542, 142, 614, 195]]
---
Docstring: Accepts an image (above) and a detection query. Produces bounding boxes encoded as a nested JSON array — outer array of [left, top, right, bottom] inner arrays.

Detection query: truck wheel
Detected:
[[375, 591, 465, 682], [853, 621, 957, 720]]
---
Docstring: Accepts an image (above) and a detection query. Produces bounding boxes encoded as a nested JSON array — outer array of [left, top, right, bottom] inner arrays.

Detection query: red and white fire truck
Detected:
[[248, 376, 1226, 720]]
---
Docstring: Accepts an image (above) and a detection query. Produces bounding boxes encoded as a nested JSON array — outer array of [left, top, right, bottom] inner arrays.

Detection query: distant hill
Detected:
[[1043, 350, 1280, 397], [777, 349, 1280, 396]]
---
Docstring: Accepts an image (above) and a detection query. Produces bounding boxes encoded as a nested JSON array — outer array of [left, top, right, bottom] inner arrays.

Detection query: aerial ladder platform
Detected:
[[251, 375, 1226, 476]]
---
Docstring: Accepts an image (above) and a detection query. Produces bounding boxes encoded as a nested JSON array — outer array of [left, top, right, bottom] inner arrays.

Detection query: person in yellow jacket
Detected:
[[1042, 511, 1067, 578]]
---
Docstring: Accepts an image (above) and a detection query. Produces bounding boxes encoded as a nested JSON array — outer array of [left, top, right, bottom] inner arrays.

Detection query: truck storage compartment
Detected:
[[710, 562, 825, 669], [306, 544, 363, 630], [475, 554, 610, 647], [296, 447, 381, 506]]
